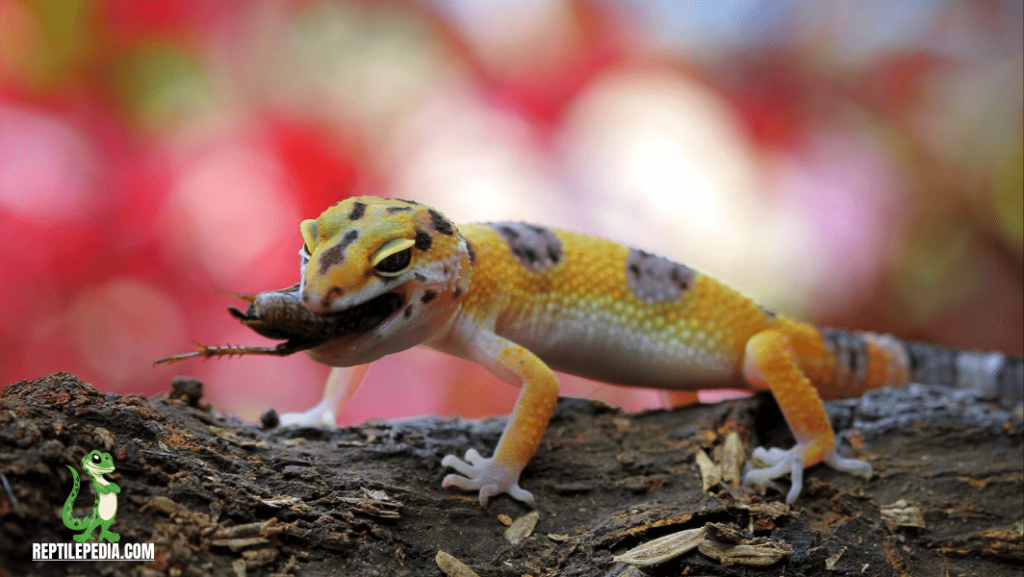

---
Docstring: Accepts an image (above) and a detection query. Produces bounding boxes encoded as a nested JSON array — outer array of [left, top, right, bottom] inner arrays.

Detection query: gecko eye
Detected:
[[91, 453, 101, 463], [371, 238, 416, 276]]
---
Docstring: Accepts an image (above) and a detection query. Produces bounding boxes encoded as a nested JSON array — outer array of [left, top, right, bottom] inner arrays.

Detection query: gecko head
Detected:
[[81, 451, 115, 475], [298, 196, 471, 353]]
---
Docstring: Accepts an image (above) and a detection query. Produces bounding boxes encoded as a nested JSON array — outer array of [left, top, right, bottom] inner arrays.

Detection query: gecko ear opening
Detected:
[[371, 238, 416, 276]]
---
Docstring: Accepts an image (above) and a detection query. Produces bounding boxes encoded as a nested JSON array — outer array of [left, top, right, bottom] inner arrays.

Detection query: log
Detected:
[[1, 373, 1021, 576]]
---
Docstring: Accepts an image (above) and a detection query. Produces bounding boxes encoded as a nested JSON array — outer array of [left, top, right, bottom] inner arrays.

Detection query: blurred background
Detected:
[[1, 0, 1021, 424]]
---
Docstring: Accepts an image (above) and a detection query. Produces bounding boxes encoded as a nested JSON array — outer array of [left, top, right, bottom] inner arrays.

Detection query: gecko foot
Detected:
[[743, 446, 805, 504], [276, 399, 337, 427], [441, 448, 534, 506], [743, 444, 872, 504]]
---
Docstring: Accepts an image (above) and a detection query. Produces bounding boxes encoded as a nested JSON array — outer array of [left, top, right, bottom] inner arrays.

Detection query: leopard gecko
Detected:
[[163, 195, 1024, 505]]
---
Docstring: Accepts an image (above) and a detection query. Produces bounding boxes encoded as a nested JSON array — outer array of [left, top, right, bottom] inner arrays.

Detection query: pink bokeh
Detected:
[[2, 1, 1021, 424]]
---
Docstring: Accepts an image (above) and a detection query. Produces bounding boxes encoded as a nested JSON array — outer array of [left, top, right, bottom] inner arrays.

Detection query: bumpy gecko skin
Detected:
[[159, 196, 1024, 505]]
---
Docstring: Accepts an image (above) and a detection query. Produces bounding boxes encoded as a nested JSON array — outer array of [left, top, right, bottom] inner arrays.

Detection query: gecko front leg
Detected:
[[277, 365, 371, 426], [437, 323, 559, 506]]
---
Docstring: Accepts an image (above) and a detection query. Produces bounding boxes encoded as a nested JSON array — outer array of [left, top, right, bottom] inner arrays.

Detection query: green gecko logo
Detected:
[[62, 450, 121, 543]]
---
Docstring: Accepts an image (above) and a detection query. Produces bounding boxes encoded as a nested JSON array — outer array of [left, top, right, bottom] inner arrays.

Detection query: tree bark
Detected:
[[1, 373, 1021, 577]]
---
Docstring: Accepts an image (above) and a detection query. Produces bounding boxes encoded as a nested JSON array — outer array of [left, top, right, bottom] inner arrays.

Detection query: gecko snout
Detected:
[[301, 286, 343, 314]]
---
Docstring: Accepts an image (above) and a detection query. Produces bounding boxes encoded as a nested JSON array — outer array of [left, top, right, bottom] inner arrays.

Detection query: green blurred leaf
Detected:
[[113, 43, 212, 134]]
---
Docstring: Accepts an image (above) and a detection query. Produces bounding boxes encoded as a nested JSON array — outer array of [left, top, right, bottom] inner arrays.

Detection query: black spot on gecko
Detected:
[[625, 249, 695, 303], [414, 230, 432, 251], [348, 201, 366, 221], [414, 272, 427, 282], [465, 239, 477, 264], [318, 229, 359, 274], [387, 206, 412, 213], [758, 304, 777, 318], [452, 287, 462, 298], [547, 245, 560, 264], [496, 226, 517, 240], [404, 305, 414, 318], [429, 209, 453, 235], [421, 291, 437, 303], [396, 198, 421, 206], [486, 222, 563, 272]]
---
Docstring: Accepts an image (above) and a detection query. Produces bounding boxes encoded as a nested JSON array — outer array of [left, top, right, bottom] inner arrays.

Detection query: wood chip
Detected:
[[260, 495, 302, 508], [504, 510, 540, 545], [697, 533, 789, 567], [705, 522, 744, 543], [695, 449, 721, 493], [338, 493, 403, 519], [361, 488, 392, 501], [880, 499, 926, 530], [435, 550, 480, 577], [825, 546, 846, 570], [613, 526, 707, 567], [721, 431, 744, 488], [740, 501, 790, 519]]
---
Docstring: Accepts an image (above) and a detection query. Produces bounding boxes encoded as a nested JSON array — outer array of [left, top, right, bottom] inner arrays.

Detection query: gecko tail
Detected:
[[902, 341, 1023, 407], [818, 327, 1023, 407]]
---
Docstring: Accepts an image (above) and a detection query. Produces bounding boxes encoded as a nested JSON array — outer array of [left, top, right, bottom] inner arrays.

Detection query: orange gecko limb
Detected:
[[743, 330, 834, 464], [440, 329, 559, 505], [742, 328, 873, 503], [490, 345, 560, 472]]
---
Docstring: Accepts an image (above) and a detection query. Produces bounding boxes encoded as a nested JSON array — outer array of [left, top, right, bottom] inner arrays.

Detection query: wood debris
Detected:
[[504, 510, 540, 545], [613, 526, 707, 567], [436, 550, 481, 577], [881, 499, 926, 531]]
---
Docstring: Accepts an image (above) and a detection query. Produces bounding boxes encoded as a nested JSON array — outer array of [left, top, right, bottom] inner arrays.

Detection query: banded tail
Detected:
[[818, 327, 1024, 407]]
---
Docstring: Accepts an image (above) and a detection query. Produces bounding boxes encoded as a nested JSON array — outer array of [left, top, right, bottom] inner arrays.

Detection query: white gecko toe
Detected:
[[442, 449, 534, 506], [743, 443, 872, 504]]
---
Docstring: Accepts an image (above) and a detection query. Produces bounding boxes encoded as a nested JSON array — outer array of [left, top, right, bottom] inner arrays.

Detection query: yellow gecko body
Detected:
[[226, 196, 1024, 505]]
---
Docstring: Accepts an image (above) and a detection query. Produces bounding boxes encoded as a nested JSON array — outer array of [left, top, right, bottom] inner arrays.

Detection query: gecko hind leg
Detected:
[[740, 329, 873, 504]]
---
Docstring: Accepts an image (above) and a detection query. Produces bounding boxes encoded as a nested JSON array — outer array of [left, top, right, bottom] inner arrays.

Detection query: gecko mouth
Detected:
[[327, 291, 405, 334], [230, 290, 405, 343]]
